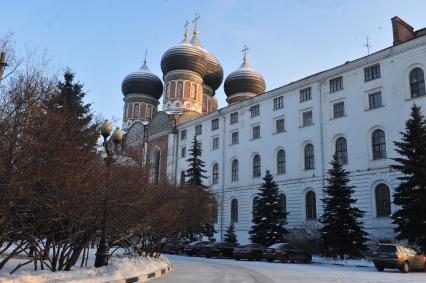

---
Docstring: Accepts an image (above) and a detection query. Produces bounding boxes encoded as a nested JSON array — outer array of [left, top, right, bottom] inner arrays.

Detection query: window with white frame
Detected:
[[195, 124, 202, 135], [300, 87, 312, 102], [212, 136, 219, 150], [330, 76, 343, 93], [181, 147, 186, 158], [211, 118, 219, 130], [180, 129, 187, 140], [302, 111, 313, 127], [364, 64, 381, 82], [252, 125, 260, 140], [230, 112, 238, 124], [277, 149, 286, 174], [253, 154, 261, 178], [333, 101, 345, 118], [212, 163, 219, 184], [275, 118, 285, 133], [231, 159, 238, 181], [273, 96, 284, 110], [369, 92, 382, 109], [231, 131, 239, 145], [250, 104, 260, 117]]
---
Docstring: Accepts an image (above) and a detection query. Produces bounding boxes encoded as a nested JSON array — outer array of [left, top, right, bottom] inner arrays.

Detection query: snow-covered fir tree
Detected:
[[224, 223, 238, 244], [249, 170, 288, 247], [392, 104, 426, 252], [185, 136, 207, 187], [319, 155, 368, 259]]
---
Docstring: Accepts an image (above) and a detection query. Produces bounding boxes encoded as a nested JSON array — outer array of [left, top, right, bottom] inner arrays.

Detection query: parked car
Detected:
[[184, 241, 211, 256], [201, 242, 237, 258], [264, 243, 312, 263], [372, 244, 426, 273], [233, 243, 265, 261], [163, 238, 190, 255]]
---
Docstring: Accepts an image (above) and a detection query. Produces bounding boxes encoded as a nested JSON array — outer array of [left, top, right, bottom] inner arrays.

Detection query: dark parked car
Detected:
[[201, 242, 237, 258], [184, 241, 211, 256], [163, 238, 190, 255], [264, 243, 312, 263], [233, 243, 265, 261], [372, 244, 426, 273]]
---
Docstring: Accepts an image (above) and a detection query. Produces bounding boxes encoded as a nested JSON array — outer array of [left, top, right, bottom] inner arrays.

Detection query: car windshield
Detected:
[[376, 245, 397, 253], [269, 243, 285, 249]]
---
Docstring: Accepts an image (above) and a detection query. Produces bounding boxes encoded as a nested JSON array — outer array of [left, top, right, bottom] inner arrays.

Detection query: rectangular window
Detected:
[[275, 118, 285, 133], [211, 118, 219, 130], [252, 125, 260, 140], [302, 111, 313, 127], [212, 137, 219, 150], [180, 129, 187, 140], [369, 92, 382, 109], [250, 105, 260, 117], [273, 96, 284, 110], [181, 147, 186, 158], [230, 112, 238, 124], [300, 87, 312, 102], [231, 131, 239, 145], [330, 76, 343, 93], [333, 102, 345, 118], [195, 124, 202, 135], [364, 64, 381, 82]]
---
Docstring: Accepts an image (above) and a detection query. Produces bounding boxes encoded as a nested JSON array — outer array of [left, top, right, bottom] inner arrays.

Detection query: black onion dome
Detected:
[[121, 63, 163, 99], [161, 38, 208, 77], [224, 59, 266, 97], [190, 33, 223, 92], [203, 51, 224, 92]]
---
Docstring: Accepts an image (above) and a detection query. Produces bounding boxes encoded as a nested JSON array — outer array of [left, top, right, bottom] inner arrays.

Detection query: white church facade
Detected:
[[121, 17, 426, 243]]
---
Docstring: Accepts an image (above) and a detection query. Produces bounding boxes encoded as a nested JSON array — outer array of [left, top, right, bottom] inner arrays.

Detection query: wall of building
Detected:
[[173, 35, 426, 244]]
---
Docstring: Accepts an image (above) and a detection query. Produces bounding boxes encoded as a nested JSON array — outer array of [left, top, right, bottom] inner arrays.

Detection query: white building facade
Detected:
[[171, 30, 426, 243]]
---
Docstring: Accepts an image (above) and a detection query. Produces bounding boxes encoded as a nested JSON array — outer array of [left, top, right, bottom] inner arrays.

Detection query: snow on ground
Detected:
[[312, 256, 374, 267], [0, 249, 170, 283], [154, 255, 426, 283]]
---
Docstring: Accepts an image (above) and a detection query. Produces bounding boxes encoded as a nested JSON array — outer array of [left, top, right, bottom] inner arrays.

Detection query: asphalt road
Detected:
[[153, 255, 426, 283]]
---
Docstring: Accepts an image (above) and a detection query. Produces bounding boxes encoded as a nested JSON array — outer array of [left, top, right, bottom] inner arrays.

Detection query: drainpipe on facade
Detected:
[[319, 82, 327, 212], [172, 121, 179, 185], [219, 110, 226, 242]]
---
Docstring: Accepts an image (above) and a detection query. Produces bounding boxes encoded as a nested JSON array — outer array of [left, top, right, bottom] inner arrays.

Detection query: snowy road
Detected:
[[154, 255, 426, 283]]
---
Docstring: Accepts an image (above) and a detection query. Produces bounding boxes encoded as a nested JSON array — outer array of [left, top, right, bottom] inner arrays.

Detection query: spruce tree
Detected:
[[185, 135, 207, 187], [249, 170, 288, 247], [224, 223, 238, 244], [319, 155, 368, 259], [392, 104, 426, 252]]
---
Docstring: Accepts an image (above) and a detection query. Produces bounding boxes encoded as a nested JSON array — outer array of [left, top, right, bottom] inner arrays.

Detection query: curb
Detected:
[[104, 265, 174, 283]]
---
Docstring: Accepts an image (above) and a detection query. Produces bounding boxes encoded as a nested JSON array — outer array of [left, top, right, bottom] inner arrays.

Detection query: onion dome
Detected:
[[224, 50, 266, 98], [121, 60, 163, 99], [161, 31, 208, 77]]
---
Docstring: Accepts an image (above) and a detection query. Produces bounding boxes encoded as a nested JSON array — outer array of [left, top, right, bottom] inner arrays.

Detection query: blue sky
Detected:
[[1, 0, 426, 122]]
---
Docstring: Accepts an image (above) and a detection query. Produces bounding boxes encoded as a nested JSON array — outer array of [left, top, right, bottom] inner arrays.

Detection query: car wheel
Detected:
[[218, 252, 223, 259], [206, 255, 211, 258], [375, 266, 384, 272], [267, 259, 273, 262], [400, 261, 410, 273], [177, 250, 183, 255], [304, 255, 312, 263], [280, 255, 289, 263], [235, 257, 240, 261]]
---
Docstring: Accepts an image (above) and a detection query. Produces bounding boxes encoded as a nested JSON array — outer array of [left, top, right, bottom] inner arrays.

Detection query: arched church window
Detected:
[[177, 81, 183, 98], [133, 104, 140, 118]]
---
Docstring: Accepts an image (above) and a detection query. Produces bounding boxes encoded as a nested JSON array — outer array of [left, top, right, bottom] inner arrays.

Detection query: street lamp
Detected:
[[94, 119, 123, 268]]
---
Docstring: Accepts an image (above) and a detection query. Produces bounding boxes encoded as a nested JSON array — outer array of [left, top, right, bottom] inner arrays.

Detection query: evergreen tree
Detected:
[[224, 223, 238, 244], [392, 104, 426, 252], [319, 155, 368, 259], [185, 135, 207, 187], [249, 170, 288, 247]]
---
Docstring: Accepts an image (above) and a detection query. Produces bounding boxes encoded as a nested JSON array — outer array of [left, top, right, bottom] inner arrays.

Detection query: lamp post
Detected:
[[94, 120, 122, 268]]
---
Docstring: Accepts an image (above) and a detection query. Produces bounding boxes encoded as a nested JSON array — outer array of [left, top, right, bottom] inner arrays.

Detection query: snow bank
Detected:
[[312, 256, 374, 267], [0, 255, 171, 283]]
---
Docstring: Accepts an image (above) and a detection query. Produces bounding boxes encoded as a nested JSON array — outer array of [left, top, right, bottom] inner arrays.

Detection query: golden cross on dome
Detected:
[[192, 13, 200, 34], [242, 45, 249, 62], [184, 20, 189, 39]]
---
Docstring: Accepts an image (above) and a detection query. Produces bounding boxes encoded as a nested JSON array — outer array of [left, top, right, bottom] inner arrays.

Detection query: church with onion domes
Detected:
[[120, 16, 426, 244]]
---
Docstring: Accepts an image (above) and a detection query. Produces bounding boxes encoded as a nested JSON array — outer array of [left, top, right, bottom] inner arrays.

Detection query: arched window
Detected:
[[252, 196, 259, 218], [253, 154, 261, 178], [180, 171, 186, 185], [375, 184, 391, 217], [212, 163, 219, 184], [372, 129, 386, 160], [151, 150, 161, 185], [304, 144, 315, 170], [410, 67, 425, 98], [127, 103, 133, 119], [177, 81, 183, 98], [306, 191, 317, 220], [133, 103, 140, 118], [231, 199, 238, 223], [146, 105, 152, 119], [279, 193, 287, 218], [335, 137, 348, 165], [231, 159, 239, 181], [277, 149, 286, 174]]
